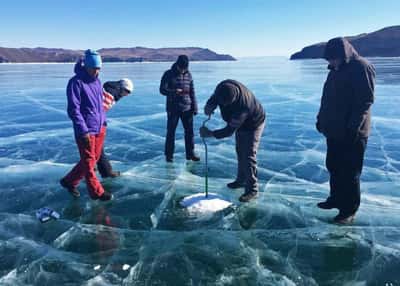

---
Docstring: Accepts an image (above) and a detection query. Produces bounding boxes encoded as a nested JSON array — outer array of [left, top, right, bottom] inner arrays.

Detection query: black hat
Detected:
[[176, 55, 189, 69]]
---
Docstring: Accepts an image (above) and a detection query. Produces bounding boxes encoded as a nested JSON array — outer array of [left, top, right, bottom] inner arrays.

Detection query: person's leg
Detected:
[[239, 123, 264, 202], [97, 147, 114, 178], [165, 112, 180, 161], [61, 137, 89, 190], [181, 111, 198, 160], [338, 138, 367, 216], [321, 138, 343, 208], [228, 131, 246, 187], [84, 127, 106, 199]]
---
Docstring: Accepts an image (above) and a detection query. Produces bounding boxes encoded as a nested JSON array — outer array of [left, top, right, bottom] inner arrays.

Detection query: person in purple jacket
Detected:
[[60, 50, 113, 201]]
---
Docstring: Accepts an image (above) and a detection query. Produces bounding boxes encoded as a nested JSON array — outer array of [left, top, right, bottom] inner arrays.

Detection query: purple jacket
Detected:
[[66, 60, 106, 137]]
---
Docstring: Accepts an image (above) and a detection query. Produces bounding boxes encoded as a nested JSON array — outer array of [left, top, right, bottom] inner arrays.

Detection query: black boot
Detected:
[[186, 154, 200, 162], [60, 178, 80, 198], [334, 212, 355, 224], [98, 190, 113, 201], [317, 199, 337, 210], [101, 171, 121, 178], [239, 191, 258, 202], [227, 181, 245, 189]]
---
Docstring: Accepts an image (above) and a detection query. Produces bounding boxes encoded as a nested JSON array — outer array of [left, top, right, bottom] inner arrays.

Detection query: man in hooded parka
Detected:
[[316, 37, 375, 224]]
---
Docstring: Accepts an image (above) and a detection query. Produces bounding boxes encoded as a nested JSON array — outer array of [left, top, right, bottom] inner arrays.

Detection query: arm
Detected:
[[67, 79, 88, 137], [212, 111, 249, 139], [204, 93, 218, 115], [159, 71, 175, 96], [189, 79, 198, 114], [347, 64, 375, 132]]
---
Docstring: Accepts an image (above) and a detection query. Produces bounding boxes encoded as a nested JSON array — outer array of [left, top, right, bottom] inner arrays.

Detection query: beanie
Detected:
[[84, 49, 102, 68]]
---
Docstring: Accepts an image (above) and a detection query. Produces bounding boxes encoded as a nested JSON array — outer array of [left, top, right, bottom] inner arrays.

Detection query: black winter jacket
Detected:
[[159, 63, 198, 114], [317, 38, 375, 140]]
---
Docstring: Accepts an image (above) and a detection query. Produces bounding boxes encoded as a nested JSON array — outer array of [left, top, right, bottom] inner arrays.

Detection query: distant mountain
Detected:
[[290, 26, 400, 60], [0, 47, 235, 63]]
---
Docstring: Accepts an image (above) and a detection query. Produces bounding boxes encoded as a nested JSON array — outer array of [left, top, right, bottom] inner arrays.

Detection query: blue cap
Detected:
[[84, 49, 102, 68]]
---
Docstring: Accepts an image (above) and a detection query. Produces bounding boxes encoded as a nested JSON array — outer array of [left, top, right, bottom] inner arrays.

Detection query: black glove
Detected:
[[204, 104, 215, 116], [200, 126, 213, 138], [316, 121, 322, 133]]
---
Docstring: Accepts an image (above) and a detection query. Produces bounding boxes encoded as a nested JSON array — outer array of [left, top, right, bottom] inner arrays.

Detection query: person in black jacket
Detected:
[[97, 79, 133, 178], [200, 80, 266, 202], [316, 37, 375, 224], [160, 55, 199, 162]]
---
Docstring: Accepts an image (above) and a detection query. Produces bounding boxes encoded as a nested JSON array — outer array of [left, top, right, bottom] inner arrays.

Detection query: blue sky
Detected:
[[1, 0, 399, 57]]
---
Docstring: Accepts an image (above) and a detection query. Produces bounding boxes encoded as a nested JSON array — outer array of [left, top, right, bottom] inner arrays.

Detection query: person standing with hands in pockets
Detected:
[[160, 55, 200, 163]]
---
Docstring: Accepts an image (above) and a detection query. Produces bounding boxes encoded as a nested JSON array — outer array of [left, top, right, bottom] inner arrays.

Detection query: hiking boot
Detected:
[[186, 155, 200, 162], [334, 212, 355, 224], [60, 178, 80, 198], [227, 181, 245, 189], [98, 191, 113, 201], [239, 191, 258, 202], [101, 171, 121, 178], [317, 200, 337, 210], [166, 157, 173, 163]]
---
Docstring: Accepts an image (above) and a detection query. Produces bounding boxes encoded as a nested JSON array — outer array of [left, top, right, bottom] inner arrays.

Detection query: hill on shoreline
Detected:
[[290, 25, 400, 60], [0, 47, 236, 63]]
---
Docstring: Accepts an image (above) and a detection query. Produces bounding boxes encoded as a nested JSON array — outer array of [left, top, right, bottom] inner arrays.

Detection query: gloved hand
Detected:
[[204, 104, 215, 116], [346, 129, 359, 145], [200, 126, 214, 138], [316, 121, 322, 133], [81, 134, 91, 149]]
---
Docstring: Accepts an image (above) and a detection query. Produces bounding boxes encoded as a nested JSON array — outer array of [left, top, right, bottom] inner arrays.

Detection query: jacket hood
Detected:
[[171, 62, 189, 75], [323, 37, 359, 63], [73, 59, 97, 82], [214, 80, 240, 106]]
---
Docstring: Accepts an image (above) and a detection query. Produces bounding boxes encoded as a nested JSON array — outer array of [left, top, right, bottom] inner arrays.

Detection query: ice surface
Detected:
[[0, 58, 399, 285]]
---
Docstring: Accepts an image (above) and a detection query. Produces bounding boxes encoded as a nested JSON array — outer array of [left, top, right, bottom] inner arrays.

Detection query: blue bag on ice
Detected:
[[36, 207, 60, 223]]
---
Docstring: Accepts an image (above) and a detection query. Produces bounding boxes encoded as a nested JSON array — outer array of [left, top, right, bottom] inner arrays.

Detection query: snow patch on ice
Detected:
[[180, 193, 232, 214]]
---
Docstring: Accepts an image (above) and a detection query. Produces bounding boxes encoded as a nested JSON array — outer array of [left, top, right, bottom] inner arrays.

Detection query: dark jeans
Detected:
[[97, 147, 113, 178], [235, 122, 265, 194], [326, 137, 367, 215], [165, 110, 195, 159]]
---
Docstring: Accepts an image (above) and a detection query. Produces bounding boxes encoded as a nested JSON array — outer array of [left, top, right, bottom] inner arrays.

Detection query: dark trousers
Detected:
[[235, 122, 265, 194], [326, 137, 367, 215], [165, 111, 195, 159], [97, 147, 113, 178]]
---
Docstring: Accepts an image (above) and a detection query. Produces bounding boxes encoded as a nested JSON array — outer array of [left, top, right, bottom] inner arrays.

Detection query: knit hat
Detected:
[[215, 81, 240, 106], [84, 49, 102, 68], [120, 78, 134, 93], [176, 55, 189, 69]]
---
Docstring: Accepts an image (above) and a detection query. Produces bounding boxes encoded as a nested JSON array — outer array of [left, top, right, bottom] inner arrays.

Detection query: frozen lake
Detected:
[[0, 57, 399, 285]]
